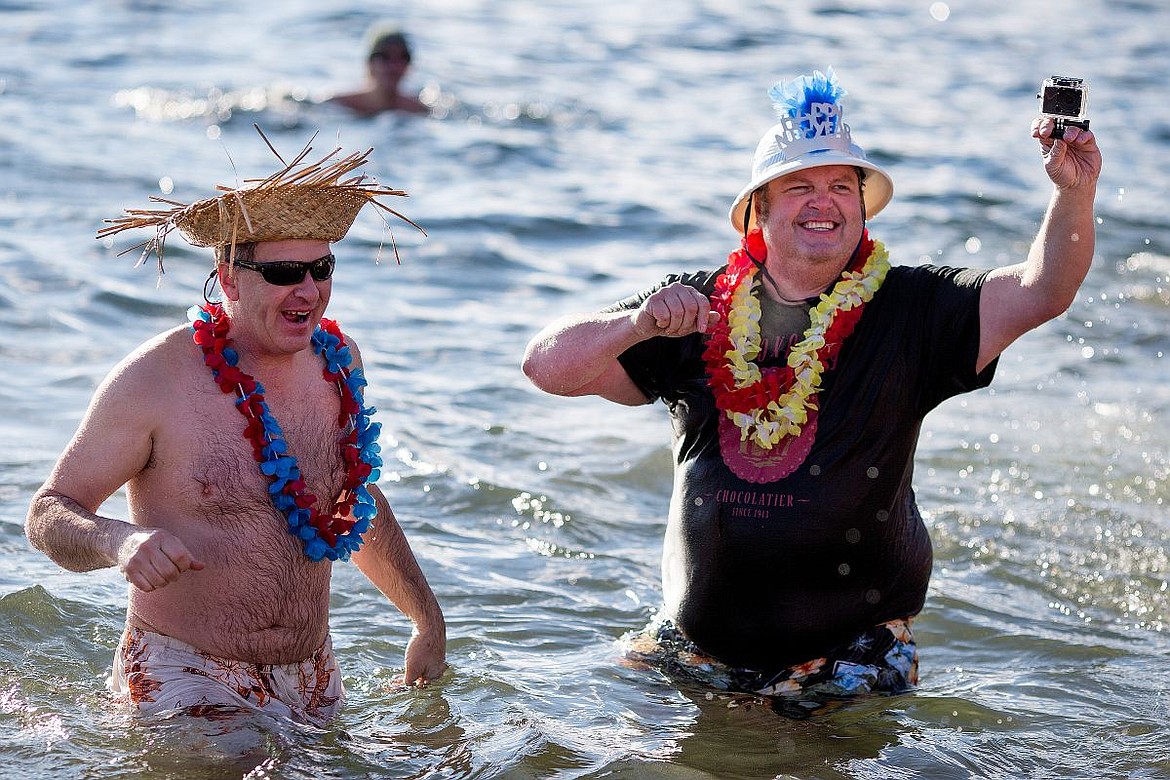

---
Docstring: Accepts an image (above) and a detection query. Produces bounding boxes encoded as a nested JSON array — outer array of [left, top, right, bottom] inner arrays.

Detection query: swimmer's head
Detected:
[[366, 25, 412, 65]]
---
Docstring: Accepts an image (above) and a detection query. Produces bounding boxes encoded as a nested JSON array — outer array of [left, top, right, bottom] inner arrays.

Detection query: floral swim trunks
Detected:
[[622, 615, 918, 715], [109, 626, 345, 726]]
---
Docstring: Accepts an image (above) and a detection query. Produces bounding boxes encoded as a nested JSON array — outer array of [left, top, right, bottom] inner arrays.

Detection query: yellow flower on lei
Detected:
[[722, 240, 890, 449]]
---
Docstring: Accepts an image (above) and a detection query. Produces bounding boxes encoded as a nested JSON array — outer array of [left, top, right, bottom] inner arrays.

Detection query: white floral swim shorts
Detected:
[[109, 626, 344, 726]]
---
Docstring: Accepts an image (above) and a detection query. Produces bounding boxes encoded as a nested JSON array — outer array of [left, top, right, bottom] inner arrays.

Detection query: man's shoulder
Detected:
[[102, 324, 196, 392], [602, 268, 720, 313], [131, 323, 195, 361], [879, 262, 990, 299], [886, 262, 988, 283], [639, 267, 723, 297]]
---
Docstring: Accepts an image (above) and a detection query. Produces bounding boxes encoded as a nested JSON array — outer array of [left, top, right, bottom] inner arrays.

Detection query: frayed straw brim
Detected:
[[97, 126, 424, 272]]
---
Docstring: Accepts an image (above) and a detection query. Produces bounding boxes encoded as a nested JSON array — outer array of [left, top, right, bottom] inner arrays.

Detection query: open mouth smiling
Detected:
[[284, 309, 311, 324]]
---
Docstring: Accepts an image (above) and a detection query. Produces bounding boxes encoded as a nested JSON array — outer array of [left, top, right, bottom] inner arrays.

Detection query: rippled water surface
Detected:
[[2, 1, 1168, 778]]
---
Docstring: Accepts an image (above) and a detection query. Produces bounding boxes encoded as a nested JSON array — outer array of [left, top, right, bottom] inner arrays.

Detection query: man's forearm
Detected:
[[25, 489, 132, 572], [354, 491, 446, 635], [521, 309, 645, 396]]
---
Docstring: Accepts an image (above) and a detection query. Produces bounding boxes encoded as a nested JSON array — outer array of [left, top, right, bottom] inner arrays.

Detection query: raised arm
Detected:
[[522, 282, 720, 404], [976, 117, 1102, 371], [351, 484, 447, 685]]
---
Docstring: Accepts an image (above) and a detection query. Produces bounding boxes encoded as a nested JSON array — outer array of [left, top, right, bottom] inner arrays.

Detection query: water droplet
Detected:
[[866, 466, 879, 479], [838, 563, 851, 576], [929, 2, 950, 21]]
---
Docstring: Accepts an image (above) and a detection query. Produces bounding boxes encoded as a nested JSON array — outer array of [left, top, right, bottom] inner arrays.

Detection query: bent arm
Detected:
[[351, 485, 447, 685], [522, 282, 719, 404], [26, 348, 159, 569], [24, 332, 204, 588], [522, 310, 653, 404], [977, 120, 1102, 372]]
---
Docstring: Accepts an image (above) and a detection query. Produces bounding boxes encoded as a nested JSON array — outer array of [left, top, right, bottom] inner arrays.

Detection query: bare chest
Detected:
[[135, 369, 350, 540]]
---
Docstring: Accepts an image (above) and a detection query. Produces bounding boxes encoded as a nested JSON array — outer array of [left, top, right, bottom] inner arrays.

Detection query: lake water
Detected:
[[1, 1, 1167, 778]]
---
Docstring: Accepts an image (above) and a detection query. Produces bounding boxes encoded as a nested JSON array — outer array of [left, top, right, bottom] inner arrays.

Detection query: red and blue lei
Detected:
[[189, 303, 381, 561]]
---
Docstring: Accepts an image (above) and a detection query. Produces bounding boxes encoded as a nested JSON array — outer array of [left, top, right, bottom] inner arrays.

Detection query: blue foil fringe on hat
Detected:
[[770, 68, 846, 128]]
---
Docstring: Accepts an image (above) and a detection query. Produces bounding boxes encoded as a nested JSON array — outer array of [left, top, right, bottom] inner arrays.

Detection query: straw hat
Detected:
[[98, 126, 423, 271], [729, 68, 893, 232]]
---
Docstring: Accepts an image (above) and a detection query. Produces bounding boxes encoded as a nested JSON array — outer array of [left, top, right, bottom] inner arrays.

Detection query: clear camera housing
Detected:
[[1040, 76, 1088, 120]]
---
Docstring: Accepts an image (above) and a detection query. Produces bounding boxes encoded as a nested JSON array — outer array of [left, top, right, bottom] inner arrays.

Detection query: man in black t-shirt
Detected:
[[523, 69, 1101, 703]]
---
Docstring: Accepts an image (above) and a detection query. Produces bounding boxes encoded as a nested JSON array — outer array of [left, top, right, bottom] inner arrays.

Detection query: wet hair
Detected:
[[214, 241, 257, 265], [366, 25, 412, 63]]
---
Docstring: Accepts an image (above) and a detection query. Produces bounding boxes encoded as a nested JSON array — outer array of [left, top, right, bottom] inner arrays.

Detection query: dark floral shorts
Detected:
[[622, 615, 918, 709]]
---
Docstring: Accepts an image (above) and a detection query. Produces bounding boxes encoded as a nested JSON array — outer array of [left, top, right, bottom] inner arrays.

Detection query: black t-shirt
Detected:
[[610, 263, 996, 672]]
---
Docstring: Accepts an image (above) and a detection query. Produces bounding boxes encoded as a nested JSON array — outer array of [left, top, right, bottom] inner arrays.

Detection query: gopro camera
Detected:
[[1038, 75, 1089, 139]]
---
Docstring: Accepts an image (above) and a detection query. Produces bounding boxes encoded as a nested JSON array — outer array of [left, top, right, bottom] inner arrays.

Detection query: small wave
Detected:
[[110, 81, 601, 134], [111, 84, 315, 126]]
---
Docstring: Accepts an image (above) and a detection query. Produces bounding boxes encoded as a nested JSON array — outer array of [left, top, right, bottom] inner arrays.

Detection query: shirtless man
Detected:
[[523, 69, 1101, 703], [25, 136, 445, 725]]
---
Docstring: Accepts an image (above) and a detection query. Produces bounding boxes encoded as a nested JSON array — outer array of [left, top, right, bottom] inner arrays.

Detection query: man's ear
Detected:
[[217, 264, 241, 302]]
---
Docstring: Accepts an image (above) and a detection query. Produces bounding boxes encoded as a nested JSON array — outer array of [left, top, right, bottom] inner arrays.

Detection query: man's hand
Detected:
[[634, 282, 721, 338], [117, 529, 205, 592], [395, 625, 447, 686], [1033, 116, 1102, 191]]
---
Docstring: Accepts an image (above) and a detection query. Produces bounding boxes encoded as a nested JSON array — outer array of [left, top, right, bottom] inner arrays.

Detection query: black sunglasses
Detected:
[[232, 253, 336, 286]]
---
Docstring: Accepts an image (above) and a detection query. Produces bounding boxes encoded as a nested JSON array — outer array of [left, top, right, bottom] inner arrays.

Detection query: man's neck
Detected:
[[759, 257, 849, 304], [225, 329, 317, 389], [245, 347, 317, 386]]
